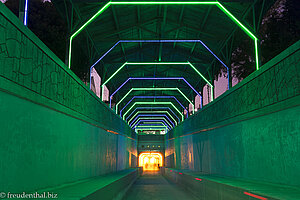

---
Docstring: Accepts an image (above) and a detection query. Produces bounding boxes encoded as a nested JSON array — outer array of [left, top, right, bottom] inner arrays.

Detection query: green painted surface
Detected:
[[0, 3, 137, 194], [43, 169, 137, 199], [0, 89, 136, 193], [0, 3, 133, 136], [1, 1, 300, 197], [165, 168, 300, 200], [165, 41, 300, 187]]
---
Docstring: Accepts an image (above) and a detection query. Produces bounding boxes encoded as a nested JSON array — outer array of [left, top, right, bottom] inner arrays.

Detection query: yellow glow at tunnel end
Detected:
[[139, 152, 163, 171]]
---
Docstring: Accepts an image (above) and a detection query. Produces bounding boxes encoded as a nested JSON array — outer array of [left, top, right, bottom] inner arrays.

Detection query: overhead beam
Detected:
[[173, 6, 185, 49], [68, 1, 259, 71], [190, 6, 212, 55], [111, 6, 127, 60], [99, 18, 159, 40]]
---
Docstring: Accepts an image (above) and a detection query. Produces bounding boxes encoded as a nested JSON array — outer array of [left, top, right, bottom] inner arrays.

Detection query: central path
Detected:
[[123, 171, 198, 200]]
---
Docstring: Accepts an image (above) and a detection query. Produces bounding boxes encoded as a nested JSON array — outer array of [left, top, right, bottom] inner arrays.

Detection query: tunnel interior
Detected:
[[139, 152, 163, 171], [0, 0, 299, 200]]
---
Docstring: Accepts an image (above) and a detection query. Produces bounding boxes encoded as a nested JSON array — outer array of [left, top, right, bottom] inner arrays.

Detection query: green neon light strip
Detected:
[[128, 104, 181, 125], [216, 3, 257, 40], [104, 62, 127, 85], [123, 101, 184, 121], [68, 3, 111, 68], [135, 128, 167, 132], [131, 117, 173, 129], [69, 1, 259, 70], [143, 122, 165, 124], [111, 2, 217, 5], [130, 111, 178, 127], [116, 88, 194, 115], [136, 128, 166, 129], [129, 111, 177, 127], [135, 125, 168, 133], [136, 126, 167, 128], [128, 112, 177, 127], [130, 111, 178, 126], [187, 61, 213, 100], [139, 122, 166, 126], [135, 122, 167, 129], [255, 38, 259, 70], [103, 62, 213, 103], [130, 111, 179, 126], [102, 62, 211, 88], [135, 129, 167, 133]]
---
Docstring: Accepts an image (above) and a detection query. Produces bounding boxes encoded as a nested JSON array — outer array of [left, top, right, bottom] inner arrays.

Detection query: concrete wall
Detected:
[[165, 40, 300, 186], [0, 3, 137, 193], [137, 135, 165, 165]]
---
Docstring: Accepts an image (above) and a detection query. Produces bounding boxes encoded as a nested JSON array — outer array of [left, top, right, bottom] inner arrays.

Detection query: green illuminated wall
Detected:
[[0, 3, 137, 193], [165, 40, 300, 186]]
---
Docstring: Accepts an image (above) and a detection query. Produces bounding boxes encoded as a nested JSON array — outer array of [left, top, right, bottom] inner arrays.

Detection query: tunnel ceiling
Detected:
[[52, 0, 275, 128]]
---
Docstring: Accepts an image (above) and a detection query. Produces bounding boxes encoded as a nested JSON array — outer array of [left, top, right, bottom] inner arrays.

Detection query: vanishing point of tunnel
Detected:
[[0, 0, 299, 200]]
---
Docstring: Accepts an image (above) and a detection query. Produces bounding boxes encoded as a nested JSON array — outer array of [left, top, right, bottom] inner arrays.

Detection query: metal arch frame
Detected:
[[131, 114, 175, 128], [126, 103, 182, 124], [120, 96, 188, 119], [89, 40, 229, 92], [131, 117, 174, 129], [124, 106, 180, 123], [129, 111, 178, 127], [135, 127, 168, 133], [135, 126, 167, 131], [135, 127, 168, 134], [142, 121, 168, 124], [135, 120, 171, 128], [136, 125, 167, 128], [133, 119, 173, 129], [129, 109, 180, 124], [134, 121, 170, 130], [125, 107, 178, 126], [129, 114, 175, 127], [135, 125, 168, 129], [116, 87, 194, 115], [135, 123, 169, 130], [101, 62, 213, 102], [135, 125, 168, 130], [125, 105, 185, 122], [110, 77, 202, 109], [121, 96, 187, 119], [128, 110, 179, 127], [68, 1, 259, 74], [136, 123, 169, 131]]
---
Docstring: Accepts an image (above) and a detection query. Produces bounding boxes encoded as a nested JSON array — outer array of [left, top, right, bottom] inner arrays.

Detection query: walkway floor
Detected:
[[123, 171, 198, 200]]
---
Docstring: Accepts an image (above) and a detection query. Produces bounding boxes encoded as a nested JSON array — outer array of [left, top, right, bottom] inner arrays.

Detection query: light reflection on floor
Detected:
[[123, 171, 198, 200]]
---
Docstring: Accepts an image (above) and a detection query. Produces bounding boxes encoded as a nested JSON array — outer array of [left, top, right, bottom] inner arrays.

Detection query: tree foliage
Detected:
[[4, 0, 67, 62], [231, 0, 300, 80], [4, 0, 299, 81]]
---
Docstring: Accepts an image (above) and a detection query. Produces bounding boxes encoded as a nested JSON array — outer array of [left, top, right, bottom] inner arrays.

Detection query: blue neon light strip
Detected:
[[125, 106, 181, 122], [125, 106, 181, 124], [89, 40, 229, 90], [131, 118, 173, 129], [24, 0, 29, 26], [134, 123, 169, 129], [133, 119, 172, 130], [129, 114, 175, 127], [110, 77, 202, 109], [120, 96, 188, 118]]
